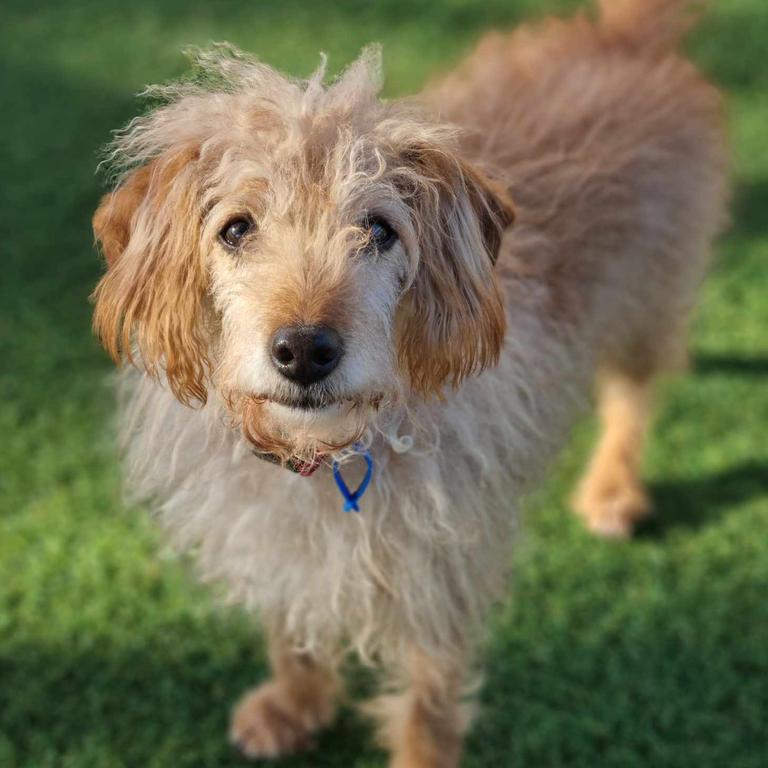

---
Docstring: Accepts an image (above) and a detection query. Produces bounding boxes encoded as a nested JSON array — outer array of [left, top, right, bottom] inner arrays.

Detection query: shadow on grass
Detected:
[[0, 56, 138, 386], [0, 640, 378, 768], [725, 177, 768, 246], [638, 460, 768, 537], [694, 5, 768, 97], [693, 353, 768, 377]]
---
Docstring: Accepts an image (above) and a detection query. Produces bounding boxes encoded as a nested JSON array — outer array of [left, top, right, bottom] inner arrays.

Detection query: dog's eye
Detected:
[[362, 216, 397, 253], [219, 217, 253, 249]]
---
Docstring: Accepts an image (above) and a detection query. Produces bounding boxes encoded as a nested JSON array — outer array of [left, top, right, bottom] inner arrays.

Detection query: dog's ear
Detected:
[[396, 145, 515, 395], [91, 146, 210, 405]]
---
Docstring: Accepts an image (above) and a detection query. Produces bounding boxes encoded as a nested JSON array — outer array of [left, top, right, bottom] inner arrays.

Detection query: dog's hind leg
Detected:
[[572, 367, 655, 538], [229, 630, 341, 759]]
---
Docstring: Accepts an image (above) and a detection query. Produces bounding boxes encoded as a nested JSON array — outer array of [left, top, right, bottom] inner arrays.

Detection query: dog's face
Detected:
[[91, 48, 514, 462]]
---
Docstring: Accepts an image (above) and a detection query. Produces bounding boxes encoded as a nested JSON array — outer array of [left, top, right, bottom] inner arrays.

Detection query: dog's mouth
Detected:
[[234, 388, 387, 469], [257, 390, 385, 413], [267, 392, 342, 411]]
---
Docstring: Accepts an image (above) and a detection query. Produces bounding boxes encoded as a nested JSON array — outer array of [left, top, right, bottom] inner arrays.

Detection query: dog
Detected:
[[91, 0, 728, 764]]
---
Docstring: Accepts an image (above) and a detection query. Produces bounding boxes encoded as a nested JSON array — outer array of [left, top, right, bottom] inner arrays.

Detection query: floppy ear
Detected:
[[91, 146, 210, 405], [396, 147, 515, 395]]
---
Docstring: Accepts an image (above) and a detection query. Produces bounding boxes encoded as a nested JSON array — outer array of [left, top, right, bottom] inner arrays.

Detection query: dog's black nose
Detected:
[[270, 325, 343, 386]]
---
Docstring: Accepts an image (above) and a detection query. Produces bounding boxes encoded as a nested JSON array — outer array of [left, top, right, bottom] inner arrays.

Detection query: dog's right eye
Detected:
[[360, 215, 398, 253], [219, 217, 253, 249]]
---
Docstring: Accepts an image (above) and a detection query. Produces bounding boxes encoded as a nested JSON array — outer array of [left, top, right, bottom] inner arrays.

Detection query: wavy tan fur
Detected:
[[92, 1, 728, 764]]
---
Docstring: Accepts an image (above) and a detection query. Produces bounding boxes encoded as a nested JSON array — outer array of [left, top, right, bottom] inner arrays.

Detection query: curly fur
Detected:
[[92, 1, 728, 764]]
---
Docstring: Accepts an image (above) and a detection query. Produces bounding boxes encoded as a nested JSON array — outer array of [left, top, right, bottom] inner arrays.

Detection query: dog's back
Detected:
[[433, 0, 728, 370], [430, 0, 729, 535]]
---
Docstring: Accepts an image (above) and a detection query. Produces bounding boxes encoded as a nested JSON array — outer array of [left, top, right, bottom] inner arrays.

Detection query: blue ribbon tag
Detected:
[[332, 444, 373, 513]]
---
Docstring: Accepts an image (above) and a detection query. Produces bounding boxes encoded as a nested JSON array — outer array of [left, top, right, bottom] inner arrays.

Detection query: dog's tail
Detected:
[[597, 0, 707, 53]]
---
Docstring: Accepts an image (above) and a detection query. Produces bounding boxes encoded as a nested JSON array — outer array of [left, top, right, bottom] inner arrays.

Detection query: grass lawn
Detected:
[[2, 0, 767, 766]]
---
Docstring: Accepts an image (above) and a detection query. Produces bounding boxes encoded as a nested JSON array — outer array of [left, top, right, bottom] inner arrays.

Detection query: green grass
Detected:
[[1, 1, 767, 766]]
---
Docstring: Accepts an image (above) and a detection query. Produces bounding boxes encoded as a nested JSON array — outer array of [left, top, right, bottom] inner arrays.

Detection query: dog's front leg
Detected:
[[229, 628, 341, 759], [372, 648, 467, 768]]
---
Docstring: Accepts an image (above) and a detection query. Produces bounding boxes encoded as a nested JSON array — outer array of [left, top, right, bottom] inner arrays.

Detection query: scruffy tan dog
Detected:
[[91, 0, 727, 764]]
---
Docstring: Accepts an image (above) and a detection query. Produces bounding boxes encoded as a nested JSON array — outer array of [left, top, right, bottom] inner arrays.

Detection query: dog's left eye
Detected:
[[362, 216, 397, 253], [219, 217, 253, 249]]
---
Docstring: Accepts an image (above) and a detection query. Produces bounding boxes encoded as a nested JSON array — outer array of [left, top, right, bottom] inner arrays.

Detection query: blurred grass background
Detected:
[[1, 0, 767, 766]]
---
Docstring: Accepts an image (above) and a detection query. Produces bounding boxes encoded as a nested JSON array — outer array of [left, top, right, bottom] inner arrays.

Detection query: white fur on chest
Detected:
[[119, 307, 586, 660]]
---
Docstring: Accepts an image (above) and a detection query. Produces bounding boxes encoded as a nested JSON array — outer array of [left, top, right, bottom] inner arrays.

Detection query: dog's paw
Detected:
[[573, 483, 651, 539], [229, 681, 331, 759]]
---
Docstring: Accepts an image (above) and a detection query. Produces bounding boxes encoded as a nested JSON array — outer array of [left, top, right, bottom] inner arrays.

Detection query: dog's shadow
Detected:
[[635, 351, 768, 536], [638, 458, 768, 537], [0, 639, 381, 768], [692, 352, 768, 377]]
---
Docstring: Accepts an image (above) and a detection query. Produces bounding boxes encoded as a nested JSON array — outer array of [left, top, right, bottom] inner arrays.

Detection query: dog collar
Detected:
[[252, 443, 374, 512]]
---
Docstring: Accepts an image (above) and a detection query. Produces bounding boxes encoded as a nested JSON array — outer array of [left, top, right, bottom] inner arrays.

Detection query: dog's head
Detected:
[[92, 47, 514, 463]]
